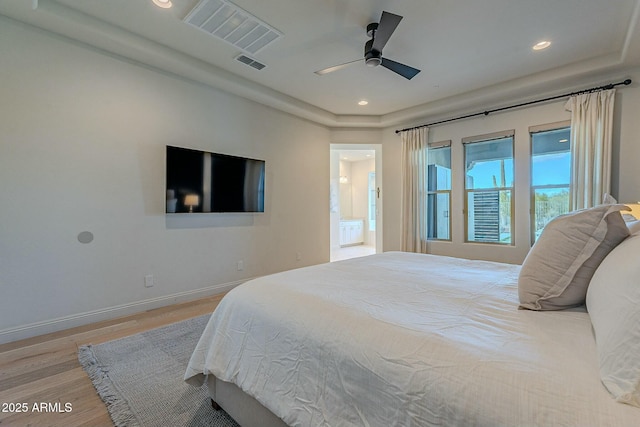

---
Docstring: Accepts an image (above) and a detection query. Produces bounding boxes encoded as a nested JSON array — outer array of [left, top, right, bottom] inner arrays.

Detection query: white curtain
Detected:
[[400, 127, 429, 253], [565, 89, 616, 210]]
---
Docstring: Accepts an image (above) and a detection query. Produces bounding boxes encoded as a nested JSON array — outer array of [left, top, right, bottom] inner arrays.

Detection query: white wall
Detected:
[[0, 19, 330, 342], [615, 74, 640, 202], [382, 70, 640, 263], [338, 160, 353, 217]]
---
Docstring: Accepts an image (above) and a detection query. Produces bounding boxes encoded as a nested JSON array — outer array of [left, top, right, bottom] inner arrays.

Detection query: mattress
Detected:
[[185, 251, 640, 426]]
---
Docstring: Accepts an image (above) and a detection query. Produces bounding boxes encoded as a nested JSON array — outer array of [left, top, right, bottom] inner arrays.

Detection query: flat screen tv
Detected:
[[166, 145, 265, 213]]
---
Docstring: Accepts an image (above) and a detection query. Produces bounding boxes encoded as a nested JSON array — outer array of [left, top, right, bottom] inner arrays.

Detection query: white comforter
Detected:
[[185, 252, 639, 426]]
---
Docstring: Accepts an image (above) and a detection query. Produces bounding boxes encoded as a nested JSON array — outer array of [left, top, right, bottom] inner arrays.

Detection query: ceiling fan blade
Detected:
[[380, 57, 421, 80], [371, 11, 402, 52], [314, 59, 362, 76]]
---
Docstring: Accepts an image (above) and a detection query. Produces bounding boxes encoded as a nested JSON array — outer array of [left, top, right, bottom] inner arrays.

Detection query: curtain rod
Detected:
[[395, 79, 632, 134]]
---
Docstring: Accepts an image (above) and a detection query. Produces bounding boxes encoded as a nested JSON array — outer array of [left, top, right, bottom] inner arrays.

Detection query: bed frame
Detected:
[[206, 375, 288, 427]]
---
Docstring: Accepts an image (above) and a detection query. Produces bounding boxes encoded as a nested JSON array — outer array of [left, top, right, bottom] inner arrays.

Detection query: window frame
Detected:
[[426, 141, 452, 241], [529, 121, 571, 245], [462, 130, 515, 246]]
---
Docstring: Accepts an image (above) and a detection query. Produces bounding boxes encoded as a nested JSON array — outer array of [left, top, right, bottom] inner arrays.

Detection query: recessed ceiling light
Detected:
[[358, 100, 369, 106], [152, 0, 172, 9], [532, 41, 551, 51]]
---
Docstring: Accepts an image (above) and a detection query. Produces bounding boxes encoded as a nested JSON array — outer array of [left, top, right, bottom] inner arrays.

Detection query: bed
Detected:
[[184, 206, 640, 426]]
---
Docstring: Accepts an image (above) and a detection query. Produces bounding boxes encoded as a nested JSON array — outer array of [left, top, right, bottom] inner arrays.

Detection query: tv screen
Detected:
[[166, 145, 265, 213]]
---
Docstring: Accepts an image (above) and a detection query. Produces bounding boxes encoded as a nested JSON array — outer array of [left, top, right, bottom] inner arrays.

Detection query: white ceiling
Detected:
[[1, 0, 639, 127]]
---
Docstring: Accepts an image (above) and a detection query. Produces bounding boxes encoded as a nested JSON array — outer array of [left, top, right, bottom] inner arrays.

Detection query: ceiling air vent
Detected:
[[235, 54, 266, 70], [184, 0, 282, 55]]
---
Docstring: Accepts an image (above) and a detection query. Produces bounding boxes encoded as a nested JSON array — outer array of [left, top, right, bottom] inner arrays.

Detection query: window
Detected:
[[463, 131, 514, 244], [427, 142, 451, 240], [530, 123, 571, 243]]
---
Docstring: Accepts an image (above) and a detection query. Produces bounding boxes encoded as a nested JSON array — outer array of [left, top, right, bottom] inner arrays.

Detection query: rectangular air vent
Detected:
[[184, 0, 282, 55], [235, 54, 266, 70]]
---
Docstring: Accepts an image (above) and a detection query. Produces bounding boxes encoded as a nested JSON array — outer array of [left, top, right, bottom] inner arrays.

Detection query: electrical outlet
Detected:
[[237, 260, 244, 271], [144, 274, 155, 288], [296, 252, 301, 261]]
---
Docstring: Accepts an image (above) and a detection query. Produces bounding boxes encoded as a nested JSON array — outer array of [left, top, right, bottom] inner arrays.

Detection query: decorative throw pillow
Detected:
[[586, 233, 640, 407], [518, 204, 629, 310]]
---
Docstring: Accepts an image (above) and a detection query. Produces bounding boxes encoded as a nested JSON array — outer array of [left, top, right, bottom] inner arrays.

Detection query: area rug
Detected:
[[78, 314, 239, 427]]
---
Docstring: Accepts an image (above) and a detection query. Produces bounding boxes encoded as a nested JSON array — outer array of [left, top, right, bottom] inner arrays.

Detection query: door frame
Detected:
[[330, 143, 383, 254]]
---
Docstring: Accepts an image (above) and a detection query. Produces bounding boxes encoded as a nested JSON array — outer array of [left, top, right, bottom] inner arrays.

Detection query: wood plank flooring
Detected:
[[0, 293, 225, 427]]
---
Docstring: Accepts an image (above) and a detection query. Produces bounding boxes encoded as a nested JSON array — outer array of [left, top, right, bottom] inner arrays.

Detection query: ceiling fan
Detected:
[[314, 11, 421, 80]]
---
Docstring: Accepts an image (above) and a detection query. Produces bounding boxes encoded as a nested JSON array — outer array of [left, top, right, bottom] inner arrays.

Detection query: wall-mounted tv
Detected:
[[166, 145, 265, 213]]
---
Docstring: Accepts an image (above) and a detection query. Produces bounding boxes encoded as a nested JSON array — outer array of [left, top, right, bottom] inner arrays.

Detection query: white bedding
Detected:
[[185, 252, 639, 426]]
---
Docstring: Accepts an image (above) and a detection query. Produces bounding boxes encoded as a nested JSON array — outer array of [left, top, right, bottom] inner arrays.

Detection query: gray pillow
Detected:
[[518, 204, 629, 310]]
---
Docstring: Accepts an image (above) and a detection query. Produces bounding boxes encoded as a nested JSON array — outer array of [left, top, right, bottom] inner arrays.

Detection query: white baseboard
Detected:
[[0, 279, 246, 345]]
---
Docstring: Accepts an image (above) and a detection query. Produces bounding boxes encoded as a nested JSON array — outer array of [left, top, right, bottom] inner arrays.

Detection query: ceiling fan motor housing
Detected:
[[364, 38, 382, 67]]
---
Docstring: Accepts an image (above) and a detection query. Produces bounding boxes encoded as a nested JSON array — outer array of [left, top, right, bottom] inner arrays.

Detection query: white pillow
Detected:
[[518, 204, 629, 310], [627, 220, 640, 235], [587, 233, 640, 407]]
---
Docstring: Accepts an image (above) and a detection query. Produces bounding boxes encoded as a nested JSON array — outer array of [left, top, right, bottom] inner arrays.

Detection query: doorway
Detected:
[[330, 144, 382, 262]]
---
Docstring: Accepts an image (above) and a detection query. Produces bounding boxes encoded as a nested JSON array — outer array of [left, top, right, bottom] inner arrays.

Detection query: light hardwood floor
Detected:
[[330, 244, 376, 262], [0, 293, 225, 427]]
